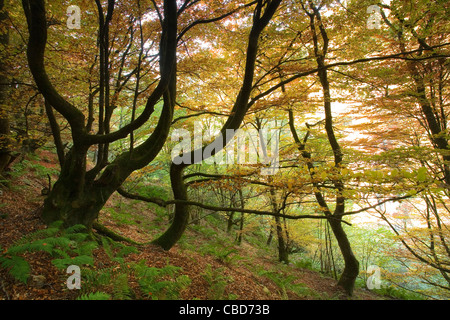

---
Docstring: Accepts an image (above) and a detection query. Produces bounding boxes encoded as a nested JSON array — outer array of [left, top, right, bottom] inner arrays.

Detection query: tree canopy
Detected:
[[0, 0, 449, 299]]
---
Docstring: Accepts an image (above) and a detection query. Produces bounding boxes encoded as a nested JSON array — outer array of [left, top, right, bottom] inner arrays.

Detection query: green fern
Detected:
[[0, 220, 97, 284], [52, 248, 71, 259], [13, 224, 62, 245], [99, 236, 137, 261], [133, 260, 190, 300], [0, 255, 31, 284], [202, 264, 231, 300], [65, 224, 88, 234], [112, 273, 134, 300], [75, 241, 98, 256], [116, 245, 139, 258], [77, 292, 111, 300], [64, 232, 90, 243], [81, 267, 113, 291], [7, 237, 72, 257], [52, 255, 94, 269], [101, 236, 114, 259]]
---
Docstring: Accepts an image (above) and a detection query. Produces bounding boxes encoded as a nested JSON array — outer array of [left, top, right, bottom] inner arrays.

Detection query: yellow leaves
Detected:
[[355, 167, 433, 188], [341, 168, 350, 176], [286, 178, 294, 191], [416, 167, 428, 182], [129, 164, 164, 180]]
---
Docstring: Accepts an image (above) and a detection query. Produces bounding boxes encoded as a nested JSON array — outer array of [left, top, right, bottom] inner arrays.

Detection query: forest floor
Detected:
[[0, 150, 387, 301]]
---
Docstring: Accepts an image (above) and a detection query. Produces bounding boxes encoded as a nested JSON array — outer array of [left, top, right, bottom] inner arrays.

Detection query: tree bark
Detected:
[[274, 215, 289, 264], [152, 163, 189, 250], [236, 189, 245, 245], [306, 4, 359, 295], [152, 0, 283, 250], [23, 0, 178, 230]]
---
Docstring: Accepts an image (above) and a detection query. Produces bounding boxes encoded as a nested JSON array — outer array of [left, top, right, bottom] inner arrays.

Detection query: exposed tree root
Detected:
[[92, 221, 143, 246]]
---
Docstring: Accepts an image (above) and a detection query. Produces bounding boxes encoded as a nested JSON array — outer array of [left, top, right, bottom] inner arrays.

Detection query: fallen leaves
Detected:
[[0, 153, 384, 301]]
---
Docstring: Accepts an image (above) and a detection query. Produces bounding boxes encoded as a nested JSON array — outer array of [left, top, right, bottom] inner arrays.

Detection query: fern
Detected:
[[77, 292, 111, 300], [65, 224, 88, 234], [0, 255, 31, 284], [112, 273, 134, 300], [7, 237, 71, 257], [202, 265, 231, 300], [133, 260, 190, 300], [13, 225, 61, 245], [116, 245, 139, 258], [82, 267, 113, 290], [65, 232, 90, 243], [52, 255, 94, 269], [0, 220, 97, 284], [52, 248, 71, 259], [101, 236, 114, 259], [99, 236, 137, 260], [75, 242, 98, 256]]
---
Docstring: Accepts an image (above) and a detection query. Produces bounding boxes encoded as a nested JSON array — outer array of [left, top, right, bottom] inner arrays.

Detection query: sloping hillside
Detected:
[[0, 150, 385, 301]]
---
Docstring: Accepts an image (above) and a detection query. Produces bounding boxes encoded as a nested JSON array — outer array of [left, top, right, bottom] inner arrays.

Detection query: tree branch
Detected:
[[22, 0, 86, 138], [116, 187, 352, 225]]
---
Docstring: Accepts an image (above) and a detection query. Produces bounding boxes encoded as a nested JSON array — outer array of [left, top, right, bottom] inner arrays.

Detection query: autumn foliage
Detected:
[[0, 0, 449, 300]]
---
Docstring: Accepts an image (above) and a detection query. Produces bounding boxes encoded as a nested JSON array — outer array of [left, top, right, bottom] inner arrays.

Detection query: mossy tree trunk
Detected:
[[22, 0, 178, 230], [328, 217, 359, 295]]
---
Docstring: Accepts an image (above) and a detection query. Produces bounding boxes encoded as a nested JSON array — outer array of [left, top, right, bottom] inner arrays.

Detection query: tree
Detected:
[[330, 0, 449, 296], [152, 0, 284, 249], [20, 0, 286, 239], [22, 0, 178, 229], [18, 0, 449, 298]]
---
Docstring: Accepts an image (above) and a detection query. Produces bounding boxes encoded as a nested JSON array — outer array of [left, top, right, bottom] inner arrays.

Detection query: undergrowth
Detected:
[[202, 264, 237, 300], [0, 221, 191, 300], [0, 221, 95, 284]]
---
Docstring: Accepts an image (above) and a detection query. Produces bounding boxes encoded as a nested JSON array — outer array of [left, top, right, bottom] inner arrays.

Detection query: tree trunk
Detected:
[[41, 146, 115, 229], [237, 213, 244, 245], [269, 183, 289, 264], [226, 192, 236, 233], [266, 226, 273, 246], [152, 0, 283, 251], [227, 211, 235, 233], [21, 0, 178, 236], [42, 181, 106, 229], [152, 163, 189, 250], [328, 217, 359, 296], [275, 215, 289, 264], [308, 5, 359, 295]]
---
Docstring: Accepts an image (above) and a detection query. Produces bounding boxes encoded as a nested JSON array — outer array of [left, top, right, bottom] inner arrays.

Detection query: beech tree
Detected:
[[286, 0, 360, 296], [20, 0, 284, 242], [18, 0, 449, 298], [22, 0, 178, 229]]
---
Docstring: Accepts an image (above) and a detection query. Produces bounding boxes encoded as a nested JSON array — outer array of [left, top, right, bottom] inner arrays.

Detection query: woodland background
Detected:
[[0, 0, 449, 300]]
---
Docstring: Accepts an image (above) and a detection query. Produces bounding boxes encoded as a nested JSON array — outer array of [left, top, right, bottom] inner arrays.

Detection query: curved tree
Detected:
[[20, 0, 285, 237], [153, 0, 284, 249], [22, 0, 178, 229]]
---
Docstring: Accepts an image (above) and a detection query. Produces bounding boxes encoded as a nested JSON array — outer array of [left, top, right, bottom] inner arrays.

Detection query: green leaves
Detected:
[[76, 292, 112, 300], [416, 167, 428, 182], [133, 260, 190, 300], [0, 255, 31, 284], [0, 221, 97, 283], [51, 255, 94, 269]]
